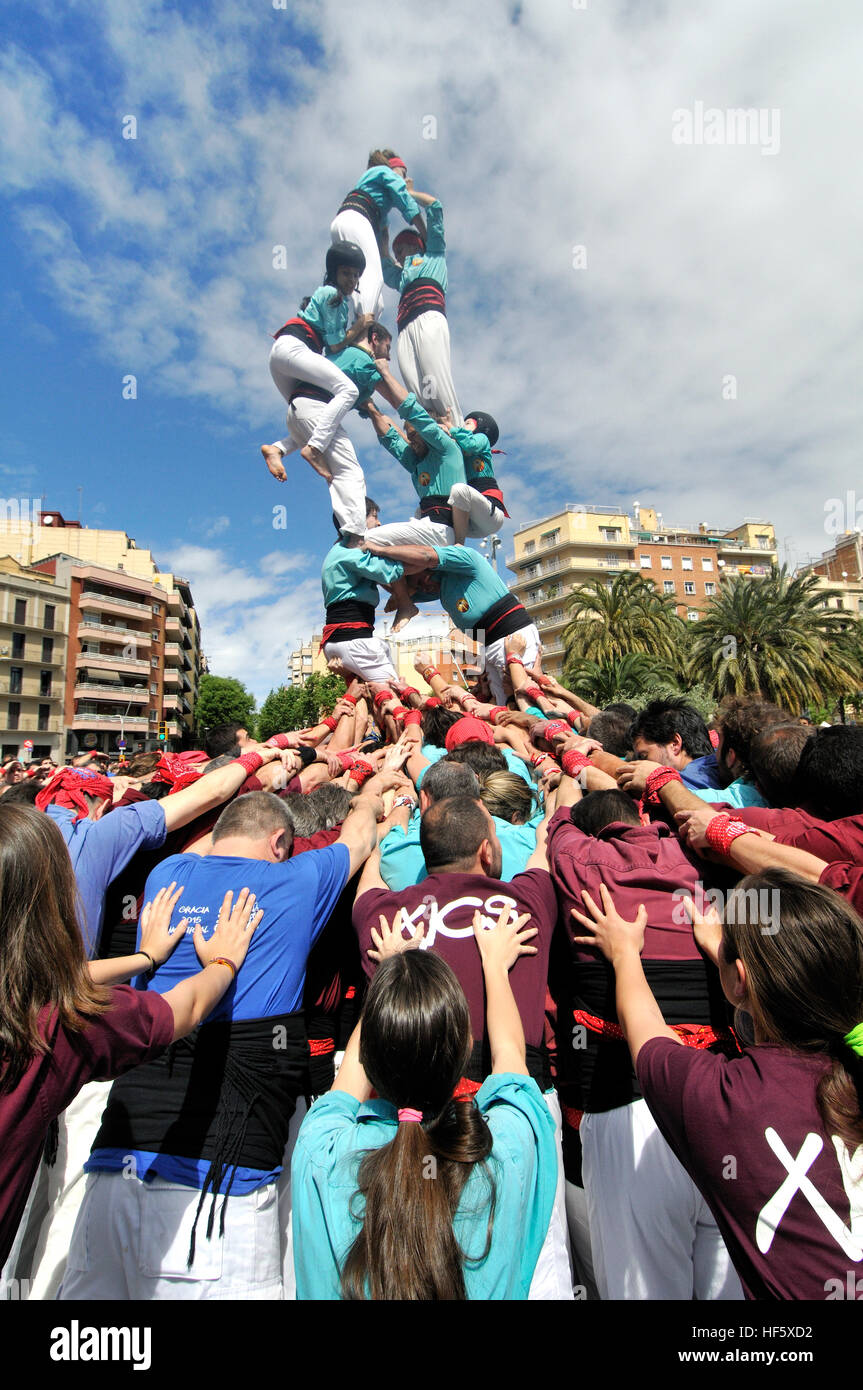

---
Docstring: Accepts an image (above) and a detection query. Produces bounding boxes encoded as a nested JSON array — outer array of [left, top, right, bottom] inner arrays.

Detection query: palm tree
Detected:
[[565, 651, 675, 707], [687, 566, 863, 710], [563, 571, 686, 669]]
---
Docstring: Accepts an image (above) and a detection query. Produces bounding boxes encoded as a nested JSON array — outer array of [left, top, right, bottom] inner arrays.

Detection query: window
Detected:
[[550, 608, 564, 621], [151, 629, 160, 642], [7, 702, 20, 730], [151, 657, 159, 669], [684, 581, 696, 596], [522, 563, 539, 578], [12, 632, 25, 659], [687, 610, 699, 622], [660, 556, 672, 570], [681, 556, 693, 571], [41, 637, 53, 663], [149, 710, 159, 723], [663, 580, 675, 594], [152, 604, 161, 615], [640, 555, 652, 568], [44, 604, 55, 630], [150, 683, 158, 695], [701, 558, 713, 572], [528, 589, 541, 604], [39, 670, 52, 697], [757, 535, 771, 550], [523, 540, 535, 555], [540, 529, 560, 548], [606, 553, 619, 567], [546, 584, 561, 598], [9, 667, 22, 694], [601, 528, 621, 543], [14, 598, 26, 624], [38, 704, 50, 732], [705, 582, 716, 596]]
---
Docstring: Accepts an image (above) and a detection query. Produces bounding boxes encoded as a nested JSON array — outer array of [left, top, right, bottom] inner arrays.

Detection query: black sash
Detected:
[[324, 598, 376, 642], [466, 592, 530, 643], [338, 188, 381, 238], [274, 318, 322, 351], [397, 277, 446, 331], [418, 495, 453, 526]]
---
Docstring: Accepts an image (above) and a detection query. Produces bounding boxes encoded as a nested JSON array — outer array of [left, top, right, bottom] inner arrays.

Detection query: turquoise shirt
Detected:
[[326, 345, 381, 408], [382, 199, 447, 293], [300, 285, 351, 349], [380, 807, 542, 890], [291, 1074, 557, 1300], [691, 777, 769, 809], [432, 545, 510, 632], [355, 166, 420, 225], [417, 742, 534, 791], [380, 394, 466, 502], [451, 424, 499, 488], [321, 542, 404, 609]]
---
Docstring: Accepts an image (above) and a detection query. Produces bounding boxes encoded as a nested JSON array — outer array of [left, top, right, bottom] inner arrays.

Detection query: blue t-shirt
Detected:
[[379, 394, 466, 502], [321, 542, 404, 609], [691, 776, 768, 809], [47, 800, 167, 958], [300, 285, 352, 348], [355, 165, 420, 226], [292, 1073, 557, 1300], [431, 545, 510, 632], [87, 843, 351, 1192], [326, 345, 381, 407], [380, 808, 541, 890], [382, 199, 447, 294], [681, 753, 724, 791]]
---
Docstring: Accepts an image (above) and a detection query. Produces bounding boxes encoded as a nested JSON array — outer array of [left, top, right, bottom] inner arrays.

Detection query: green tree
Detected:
[[687, 567, 863, 711], [194, 674, 257, 740], [257, 673, 346, 739], [563, 571, 686, 671], [565, 652, 675, 707]]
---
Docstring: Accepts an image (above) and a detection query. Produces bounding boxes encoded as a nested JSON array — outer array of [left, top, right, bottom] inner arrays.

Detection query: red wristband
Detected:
[[704, 813, 754, 856], [421, 667, 440, 682], [489, 706, 508, 724], [373, 689, 395, 709], [644, 766, 683, 805], [237, 752, 264, 777], [530, 751, 554, 767], [390, 706, 408, 723], [542, 720, 569, 740], [321, 716, 338, 732], [342, 694, 357, 705], [336, 751, 356, 773], [348, 758, 375, 787], [400, 686, 420, 701], [506, 654, 525, 667], [424, 697, 441, 709], [561, 750, 590, 777], [566, 710, 583, 729], [266, 734, 291, 749], [403, 709, 422, 727], [523, 684, 543, 703]]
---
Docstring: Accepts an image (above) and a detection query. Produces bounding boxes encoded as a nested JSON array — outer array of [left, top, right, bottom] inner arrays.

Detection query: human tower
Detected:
[[258, 147, 542, 700]]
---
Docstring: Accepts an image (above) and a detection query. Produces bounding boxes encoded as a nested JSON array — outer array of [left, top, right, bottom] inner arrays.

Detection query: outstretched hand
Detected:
[[570, 883, 647, 964]]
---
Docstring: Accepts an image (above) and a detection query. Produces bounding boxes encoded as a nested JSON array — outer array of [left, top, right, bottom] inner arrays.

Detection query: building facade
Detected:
[[0, 557, 70, 761]]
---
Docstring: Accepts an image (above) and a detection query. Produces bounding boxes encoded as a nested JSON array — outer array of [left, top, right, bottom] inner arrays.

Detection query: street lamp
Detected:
[[480, 534, 502, 573]]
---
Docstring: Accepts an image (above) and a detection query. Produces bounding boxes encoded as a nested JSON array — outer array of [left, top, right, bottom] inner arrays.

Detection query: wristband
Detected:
[[542, 719, 569, 741], [489, 706, 508, 724], [561, 749, 591, 777], [336, 751, 356, 773], [403, 709, 422, 727], [342, 694, 357, 705], [420, 667, 440, 682], [137, 949, 156, 978], [506, 654, 524, 667], [348, 758, 375, 788], [392, 795, 416, 811], [643, 766, 683, 805], [207, 956, 238, 981], [400, 686, 420, 702], [704, 813, 755, 857], [321, 715, 338, 732], [523, 686, 544, 704], [237, 752, 264, 777], [390, 706, 408, 723], [529, 752, 555, 768], [373, 690, 395, 709], [266, 733, 292, 749], [566, 710, 583, 729], [297, 746, 317, 768], [424, 697, 441, 709]]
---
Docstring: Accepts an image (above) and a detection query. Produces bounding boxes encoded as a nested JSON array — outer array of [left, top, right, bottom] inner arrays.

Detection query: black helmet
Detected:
[[465, 410, 499, 448], [325, 241, 366, 284]]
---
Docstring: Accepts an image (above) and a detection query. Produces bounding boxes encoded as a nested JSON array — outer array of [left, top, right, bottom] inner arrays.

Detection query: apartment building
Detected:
[[507, 504, 777, 677], [0, 557, 70, 761], [0, 507, 205, 755], [803, 532, 863, 618], [288, 615, 471, 692]]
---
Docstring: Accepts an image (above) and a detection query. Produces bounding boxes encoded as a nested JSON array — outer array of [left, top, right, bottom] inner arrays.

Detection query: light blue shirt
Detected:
[[355, 165, 420, 225], [382, 199, 447, 293], [380, 807, 541, 890], [300, 285, 351, 348], [291, 1073, 557, 1300], [690, 776, 769, 809]]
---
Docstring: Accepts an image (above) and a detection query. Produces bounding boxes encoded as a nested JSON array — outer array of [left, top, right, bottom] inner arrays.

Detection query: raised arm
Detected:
[[472, 906, 539, 1076]]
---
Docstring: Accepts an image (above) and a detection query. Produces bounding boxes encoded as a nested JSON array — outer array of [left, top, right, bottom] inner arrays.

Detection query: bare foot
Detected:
[[261, 445, 287, 481], [391, 602, 420, 633], [301, 444, 333, 482]]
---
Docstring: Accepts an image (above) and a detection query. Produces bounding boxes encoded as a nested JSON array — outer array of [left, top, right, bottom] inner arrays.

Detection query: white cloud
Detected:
[[204, 516, 231, 538]]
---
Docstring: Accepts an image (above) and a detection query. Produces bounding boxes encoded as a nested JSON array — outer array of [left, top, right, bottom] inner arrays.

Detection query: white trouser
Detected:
[[330, 210, 384, 319], [528, 1090, 575, 1300], [397, 311, 463, 426], [9, 1079, 111, 1300], [484, 623, 541, 707], [59, 1172, 282, 1301], [447, 483, 505, 539], [564, 1179, 601, 1300], [580, 1098, 744, 1301], [278, 1098, 309, 1299], [278, 397, 367, 538], [371, 516, 454, 549], [322, 636, 398, 683], [268, 335, 359, 455]]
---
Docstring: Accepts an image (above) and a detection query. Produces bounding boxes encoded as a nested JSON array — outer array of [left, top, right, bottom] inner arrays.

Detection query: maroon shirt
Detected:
[[637, 1037, 863, 1300], [709, 804, 863, 862], [352, 869, 558, 1052], [819, 861, 863, 917], [0, 986, 173, 1266]]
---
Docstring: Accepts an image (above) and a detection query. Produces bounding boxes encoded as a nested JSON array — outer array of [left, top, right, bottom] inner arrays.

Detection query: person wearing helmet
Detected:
[[445, 410, 510, 545], [266, 243, 372, 486], [381, 194, 463, 427], [331, 150, 429, 319]]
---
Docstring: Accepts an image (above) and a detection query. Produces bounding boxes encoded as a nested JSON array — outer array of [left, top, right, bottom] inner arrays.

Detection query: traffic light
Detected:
[[158, 721, 168, 742]]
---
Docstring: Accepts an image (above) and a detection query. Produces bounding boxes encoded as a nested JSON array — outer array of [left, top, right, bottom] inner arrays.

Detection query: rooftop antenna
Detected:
[[77, 486, 83, 524]]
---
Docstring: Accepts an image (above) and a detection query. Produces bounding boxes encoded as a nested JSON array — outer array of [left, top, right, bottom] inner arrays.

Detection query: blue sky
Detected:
[[2, 0, 861, 701]]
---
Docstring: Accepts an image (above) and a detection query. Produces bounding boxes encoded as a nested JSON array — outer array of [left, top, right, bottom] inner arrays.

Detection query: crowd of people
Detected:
[[2, 147, 862, 1303]]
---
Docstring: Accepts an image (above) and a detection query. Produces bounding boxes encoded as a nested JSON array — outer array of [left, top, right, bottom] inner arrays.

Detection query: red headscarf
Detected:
[[444, 717, 496, 752], [35, 769, 114, 819], [151, 750, 209, 794]]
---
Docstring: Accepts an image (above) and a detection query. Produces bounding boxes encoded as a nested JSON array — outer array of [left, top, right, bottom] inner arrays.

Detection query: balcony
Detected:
[[163, 665, 182, 687], [75, 651, 150, 674], [164, 642, 183, 662], [165, 615, 181, 634], [3, 715, 64, 734], [73, 683, 149, 702], [80, 620, 151, 646], [79, 589, 153, 614], [72, 713, 150, 730]]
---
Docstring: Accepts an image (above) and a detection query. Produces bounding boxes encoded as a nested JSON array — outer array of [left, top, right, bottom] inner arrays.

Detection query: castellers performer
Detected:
[[382, 194, 462, 427], [265, 242, 371, 482], [446, 410, 510, 546], [331, 150, 428, 319]]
